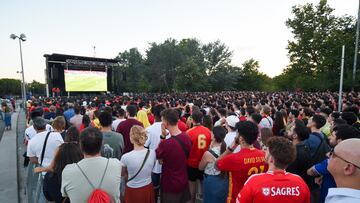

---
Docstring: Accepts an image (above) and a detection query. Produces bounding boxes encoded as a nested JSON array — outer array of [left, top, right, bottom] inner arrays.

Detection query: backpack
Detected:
[[311, 132, 331, 165], [76, 159, 114, 203]]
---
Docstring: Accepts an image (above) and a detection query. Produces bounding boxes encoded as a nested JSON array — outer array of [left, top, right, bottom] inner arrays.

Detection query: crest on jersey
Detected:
[[262, 187, 270, 196]]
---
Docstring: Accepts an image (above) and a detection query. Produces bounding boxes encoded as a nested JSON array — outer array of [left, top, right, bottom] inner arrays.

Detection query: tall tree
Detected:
[[202, 40, 233, 75], [146, 39, 183, 92], [237, 59, 272, 91], [115, 48, 148, 92], [175, 39, 208, 91], [285, 0, 357, 90]]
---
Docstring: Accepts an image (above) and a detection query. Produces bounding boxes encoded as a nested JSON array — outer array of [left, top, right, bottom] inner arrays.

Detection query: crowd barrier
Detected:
[[26, 162, 43, 203]]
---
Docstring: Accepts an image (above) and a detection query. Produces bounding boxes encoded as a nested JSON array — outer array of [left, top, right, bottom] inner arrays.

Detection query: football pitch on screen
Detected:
[[65, 73, 107, 92]]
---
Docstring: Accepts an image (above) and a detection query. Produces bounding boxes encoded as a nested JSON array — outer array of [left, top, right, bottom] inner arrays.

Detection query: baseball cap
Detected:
[[226, 115, 240, 128]]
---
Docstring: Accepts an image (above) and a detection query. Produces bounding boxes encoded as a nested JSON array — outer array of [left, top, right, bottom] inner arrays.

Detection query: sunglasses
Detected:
[[328, 148, 360, 170]]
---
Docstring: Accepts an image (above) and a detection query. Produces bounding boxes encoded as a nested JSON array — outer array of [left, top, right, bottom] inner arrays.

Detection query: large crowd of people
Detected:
[[23, 91, 360, 203]]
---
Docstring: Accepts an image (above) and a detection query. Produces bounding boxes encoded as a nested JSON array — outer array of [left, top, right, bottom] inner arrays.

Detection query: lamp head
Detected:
[[19, 34, 26, 41], [10, 34, 17, 40]]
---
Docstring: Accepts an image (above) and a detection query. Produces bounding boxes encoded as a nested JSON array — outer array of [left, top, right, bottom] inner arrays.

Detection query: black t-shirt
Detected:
[[287, 143, 313, 189]]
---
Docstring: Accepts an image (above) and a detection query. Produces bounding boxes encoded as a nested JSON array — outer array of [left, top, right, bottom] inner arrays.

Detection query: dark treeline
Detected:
[[0, 79, 45, 96], [114, 39, 272, 93]]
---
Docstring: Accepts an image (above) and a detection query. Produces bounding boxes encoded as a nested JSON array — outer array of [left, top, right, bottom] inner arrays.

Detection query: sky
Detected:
[[0, 0, 358, 83]]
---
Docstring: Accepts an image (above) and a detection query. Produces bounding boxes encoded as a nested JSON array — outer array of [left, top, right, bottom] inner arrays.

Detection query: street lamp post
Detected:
[[10, 33, 27, 109], [16, 70, 23, 101], [353, 0, 360, 90]]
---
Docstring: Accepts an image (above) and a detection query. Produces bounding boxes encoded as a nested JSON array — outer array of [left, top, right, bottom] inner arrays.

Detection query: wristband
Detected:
[[227, 146, 234, 152]]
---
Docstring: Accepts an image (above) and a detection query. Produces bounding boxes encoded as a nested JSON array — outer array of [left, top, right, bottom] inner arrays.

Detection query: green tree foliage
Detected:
[[115, 48, 147, 92], [202, 40, 233, 75], [28, 80, 46, 95], [115, 39, 270, 92], [237, 59, 273, 91], [0, 78, 21, 96], [279, 0, 359, 91], [175, 39, 209, 92], [146, 39, 183, 92]]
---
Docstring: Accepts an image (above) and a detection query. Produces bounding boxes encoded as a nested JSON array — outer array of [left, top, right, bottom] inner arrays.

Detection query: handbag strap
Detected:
[[265, 116, 272, 126], [128, 149, 150, 182], [40, 131, 52, 166], [76, 158, 110, 189], [208, 149, 219, 158], [172, 135, 189, 157]]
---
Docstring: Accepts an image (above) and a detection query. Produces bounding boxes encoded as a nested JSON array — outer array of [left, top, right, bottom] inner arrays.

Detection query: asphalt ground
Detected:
[[0, 109, 19, 203]]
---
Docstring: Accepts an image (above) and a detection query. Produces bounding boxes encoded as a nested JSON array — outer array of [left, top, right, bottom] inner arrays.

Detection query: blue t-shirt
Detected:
[[64, 108, 75, 121], [314, 159, 337, 203]]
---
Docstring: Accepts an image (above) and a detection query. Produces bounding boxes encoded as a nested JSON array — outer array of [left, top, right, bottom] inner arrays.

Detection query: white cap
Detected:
[[226, 115, 240, 128]]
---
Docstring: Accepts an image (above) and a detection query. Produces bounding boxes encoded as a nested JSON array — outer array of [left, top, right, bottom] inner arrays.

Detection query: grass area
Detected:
[[65, 72, 107, 92]]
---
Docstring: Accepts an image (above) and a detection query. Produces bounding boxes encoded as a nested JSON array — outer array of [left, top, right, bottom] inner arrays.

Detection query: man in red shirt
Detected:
[[216, 121, 268, 203], [237, 136, 310, 203], [156, 108, 192, 203], [186, 110, 212, 203]]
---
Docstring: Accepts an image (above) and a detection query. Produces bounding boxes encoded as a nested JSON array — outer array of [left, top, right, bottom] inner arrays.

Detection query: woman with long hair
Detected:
[[64, 126, 80, 143], [272, 111, 286, 136], [35, 143, 83, 203], [259, 127, 273, 151], [199, 126, 228, 203], [91, 110, 101, 129], [120, 125, 156, 203]]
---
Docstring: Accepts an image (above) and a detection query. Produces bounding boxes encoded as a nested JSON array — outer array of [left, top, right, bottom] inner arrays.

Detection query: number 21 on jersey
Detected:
[[248, 165, 265, 176]]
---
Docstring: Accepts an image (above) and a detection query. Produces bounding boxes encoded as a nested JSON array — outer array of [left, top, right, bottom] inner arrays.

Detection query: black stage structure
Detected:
[[44, 53, 123, 96]]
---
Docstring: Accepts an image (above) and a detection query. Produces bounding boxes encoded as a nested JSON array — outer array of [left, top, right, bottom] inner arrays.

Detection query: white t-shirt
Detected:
[[325, 188, 360, 203], [112, 118, 126, 131], [27, 131, 64, 167], [214, 117, 226, 127], [259, 116, 273, 129], [224, 131, 240, 153], [120, 148, 156, 188], [145, 122, 169, 174], [24, 124, 53, 141], [62, 157, 121, 203]]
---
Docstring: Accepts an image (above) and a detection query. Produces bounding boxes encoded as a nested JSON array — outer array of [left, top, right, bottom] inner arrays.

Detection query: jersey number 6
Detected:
[[198, 134, 207, 149]]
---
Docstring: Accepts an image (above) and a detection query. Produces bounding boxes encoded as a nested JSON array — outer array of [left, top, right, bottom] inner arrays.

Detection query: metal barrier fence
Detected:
[[26, 163, 43, 203]]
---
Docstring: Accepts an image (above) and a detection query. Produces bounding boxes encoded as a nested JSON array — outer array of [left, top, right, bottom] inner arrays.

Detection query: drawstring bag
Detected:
[[76, 159, 114, 203]]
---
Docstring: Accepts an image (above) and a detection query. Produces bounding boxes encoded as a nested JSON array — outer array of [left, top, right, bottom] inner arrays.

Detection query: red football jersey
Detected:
[[236, 171, 310, 203], [217, 148, 268, 203], [186, 125, 212, 168], [178, 120, 188, 132]]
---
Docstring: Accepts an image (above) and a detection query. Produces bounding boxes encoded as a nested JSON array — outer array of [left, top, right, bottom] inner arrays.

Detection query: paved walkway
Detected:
[[0, 109, 19, 203]]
